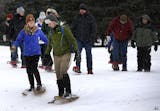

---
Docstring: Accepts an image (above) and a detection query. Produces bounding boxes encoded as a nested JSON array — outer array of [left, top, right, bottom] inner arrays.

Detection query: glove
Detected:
[[108, 48, 111, 53], [10, 45, 16, 52], [2, 35, 7, 42], [131, 40, 136, 48], [74, 50, 81, 63], [154, 44, 158, 52]]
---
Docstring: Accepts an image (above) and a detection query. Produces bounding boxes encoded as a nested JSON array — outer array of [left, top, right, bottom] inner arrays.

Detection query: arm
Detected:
[[13, 30, 24, 47], [39, 30, 48, 44]]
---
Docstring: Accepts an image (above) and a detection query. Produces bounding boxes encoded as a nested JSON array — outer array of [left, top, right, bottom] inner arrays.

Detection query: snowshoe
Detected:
[[33, 85, 46, 95], [48, 95, 79, 104], [7, 61, 17, 68]]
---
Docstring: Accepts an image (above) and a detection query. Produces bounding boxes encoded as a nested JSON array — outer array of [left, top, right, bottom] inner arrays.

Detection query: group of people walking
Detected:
[[2, 3, 159, 99]]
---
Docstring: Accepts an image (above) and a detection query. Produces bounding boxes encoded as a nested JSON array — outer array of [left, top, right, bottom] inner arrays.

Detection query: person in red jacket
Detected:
[[106, 14, 134, 71]]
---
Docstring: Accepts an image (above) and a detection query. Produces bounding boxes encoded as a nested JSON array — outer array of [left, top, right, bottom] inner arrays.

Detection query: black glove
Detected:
[[131, 40, 136, 48], [108, 48, 111, 53], [154, 44, 158, 52], [74, 50, 81, 63]]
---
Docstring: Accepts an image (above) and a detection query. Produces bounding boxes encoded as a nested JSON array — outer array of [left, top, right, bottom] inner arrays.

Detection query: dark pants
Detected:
[[25, 55, 41, 87], [43, 54, 53, 67], [137, 46, 151, 70], [40, 44, 47, 66], [76, 40, 93, 71]]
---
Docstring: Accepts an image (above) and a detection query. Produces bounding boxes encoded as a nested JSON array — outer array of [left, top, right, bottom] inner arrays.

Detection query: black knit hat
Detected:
[[79, 3, 88, 10]]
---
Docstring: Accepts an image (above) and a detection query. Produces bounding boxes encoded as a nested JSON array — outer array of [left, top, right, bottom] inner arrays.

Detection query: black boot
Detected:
[[57, 79, 64, 97], [27, 85, 35, 91], [122, 64, 127, 71], [63, 74, 71, 97]]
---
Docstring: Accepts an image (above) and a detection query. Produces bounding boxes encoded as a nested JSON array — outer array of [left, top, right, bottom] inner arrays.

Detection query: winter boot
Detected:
[[27, 86, 35, 91], [36, 85, 42, 91], [57, 79, 64, 97], [137, 68, 143, 72], [122, 65, 127, 71], [88, 70, 93, 74], [63, 74, 71, 97], [112, 64, 119, 71], [73, 66, 81, 73]]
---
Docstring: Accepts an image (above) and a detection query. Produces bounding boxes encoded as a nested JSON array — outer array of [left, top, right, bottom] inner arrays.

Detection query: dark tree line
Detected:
[[1, 0, 160, 39]]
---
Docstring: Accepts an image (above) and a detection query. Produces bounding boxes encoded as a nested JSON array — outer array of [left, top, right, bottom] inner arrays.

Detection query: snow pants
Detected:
[[137, 46, 151, 70]]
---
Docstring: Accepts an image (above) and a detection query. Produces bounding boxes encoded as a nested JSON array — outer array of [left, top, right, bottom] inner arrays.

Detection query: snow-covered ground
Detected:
[[0, 45, 160, 111]]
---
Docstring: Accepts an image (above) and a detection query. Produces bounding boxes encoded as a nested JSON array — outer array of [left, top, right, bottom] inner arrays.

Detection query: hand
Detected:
[[2, 35, 7, 42], [131, 40, 136, 48], [108, 48, 111, 53], [10, 45, 16, 52], [74, 50, 81, 63], [154, 44, 158, 52]]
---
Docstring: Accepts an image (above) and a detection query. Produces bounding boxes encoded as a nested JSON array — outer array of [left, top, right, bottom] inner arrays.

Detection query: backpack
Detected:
[[60, 25, 75, 53]]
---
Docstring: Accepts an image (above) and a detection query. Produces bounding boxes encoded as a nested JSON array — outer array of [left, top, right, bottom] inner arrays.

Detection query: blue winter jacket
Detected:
[[14, 29, 48, 56]]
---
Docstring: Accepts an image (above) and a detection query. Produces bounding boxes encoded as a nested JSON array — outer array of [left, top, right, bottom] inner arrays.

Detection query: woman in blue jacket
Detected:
[[12, 14, 48, 92]]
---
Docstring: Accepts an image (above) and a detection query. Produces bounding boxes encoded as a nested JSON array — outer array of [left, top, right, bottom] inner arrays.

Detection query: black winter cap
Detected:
[[79, 3, 88, 10]]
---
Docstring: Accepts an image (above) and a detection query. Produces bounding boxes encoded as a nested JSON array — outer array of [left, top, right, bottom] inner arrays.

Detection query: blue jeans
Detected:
[[76, 40, 93, 71], [112, 40, 128, 66]]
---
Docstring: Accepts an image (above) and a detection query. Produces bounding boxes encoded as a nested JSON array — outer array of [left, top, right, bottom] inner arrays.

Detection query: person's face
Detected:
[[79, 9, 87, 15], [48, 21, 57, 28], [27, 20, 35, 28], [142, 18, 148, 24], [39, 18, 44, 23], [19, 12, 25, 16]]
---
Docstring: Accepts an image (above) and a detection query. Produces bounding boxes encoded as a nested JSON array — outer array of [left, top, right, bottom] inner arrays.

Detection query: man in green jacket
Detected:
[[45, 14, 80, 98]]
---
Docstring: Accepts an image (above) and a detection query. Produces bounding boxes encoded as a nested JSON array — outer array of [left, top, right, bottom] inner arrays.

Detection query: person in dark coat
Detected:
[[9, 6, 26, 67], [12, 14, 48, 91], [106, 14, 134, 71], [1, 13, 13, 43], [72, 3, 97, 74], [131, 14, 158, 72]]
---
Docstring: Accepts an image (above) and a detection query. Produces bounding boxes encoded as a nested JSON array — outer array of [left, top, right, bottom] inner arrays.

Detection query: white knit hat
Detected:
[[39, 11, 46, 19], [46, 8, 59, 17], [16, 6, 25, 14]]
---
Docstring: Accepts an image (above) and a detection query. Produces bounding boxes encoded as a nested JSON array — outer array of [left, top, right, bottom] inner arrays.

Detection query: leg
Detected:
[[144, 46, 151, 71], [60, 53, 71, 95], [75, 40, 83, 69], [54, 56, 64, 96], [111, 40, 120, 70], [120, 41, 128, 71], [137, 47, 144, 71], [25, 56, 34, 90], [84, 42, 93, 74], [32, 56, 42, 86]]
